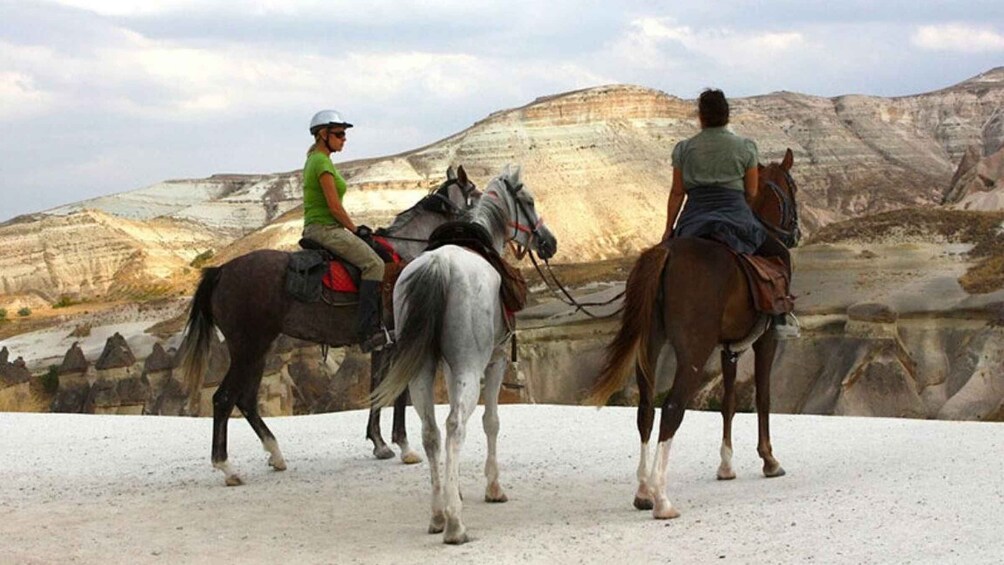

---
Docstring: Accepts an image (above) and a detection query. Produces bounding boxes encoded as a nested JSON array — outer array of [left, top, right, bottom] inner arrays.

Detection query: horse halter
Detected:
[[498, 178, 545, 259], [430, 177, 478, 215], [758, 168, 801, 248]]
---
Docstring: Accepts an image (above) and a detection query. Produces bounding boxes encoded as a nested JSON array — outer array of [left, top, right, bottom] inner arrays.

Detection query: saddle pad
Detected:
[[323, 262, 359, 293]]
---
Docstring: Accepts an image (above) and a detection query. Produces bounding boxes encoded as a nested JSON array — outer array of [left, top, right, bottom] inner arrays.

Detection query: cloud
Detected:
[[912, 24, 1004, 53], [0, 70, 55, 120]]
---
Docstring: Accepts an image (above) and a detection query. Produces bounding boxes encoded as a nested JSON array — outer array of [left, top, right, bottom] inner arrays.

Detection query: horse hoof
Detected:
[[444, 533, 470, 545], [652, 506, 681, 520], [400, 450, 423, 465], [717, 470, 736, 481], [764, 465, 786, 478], [268, 457, 287, 471], [373, 445, 395, 460], [225, 475, 244, 487], [428, 513, 446, 534], [633, 496, 654, 510], [485, 488, 508, 503], [444, 525, 470, 545]]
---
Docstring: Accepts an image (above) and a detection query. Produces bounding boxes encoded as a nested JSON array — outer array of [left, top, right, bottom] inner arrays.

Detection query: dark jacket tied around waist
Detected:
[[673, 186, 766, 255]]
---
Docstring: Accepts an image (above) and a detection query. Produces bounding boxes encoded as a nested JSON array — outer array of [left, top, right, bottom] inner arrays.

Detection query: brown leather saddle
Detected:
[[730, 251, 794, 315]]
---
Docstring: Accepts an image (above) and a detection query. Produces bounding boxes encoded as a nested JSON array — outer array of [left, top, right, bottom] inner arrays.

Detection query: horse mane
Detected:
[[462, 178, 509, 241], [382, 202, 424, 235]]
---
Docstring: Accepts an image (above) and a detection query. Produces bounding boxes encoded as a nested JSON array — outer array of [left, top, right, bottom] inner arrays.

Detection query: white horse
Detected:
[[372, 164, 557, 544]]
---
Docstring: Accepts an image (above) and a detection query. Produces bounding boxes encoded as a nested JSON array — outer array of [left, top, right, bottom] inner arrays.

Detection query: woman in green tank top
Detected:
[[301, 109, 392, 353]]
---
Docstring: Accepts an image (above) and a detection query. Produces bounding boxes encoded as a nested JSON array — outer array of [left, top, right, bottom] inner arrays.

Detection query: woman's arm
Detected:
[[662, 167, 686, 241], [319, 172, 357, 232], [743, 166, 759, 205]]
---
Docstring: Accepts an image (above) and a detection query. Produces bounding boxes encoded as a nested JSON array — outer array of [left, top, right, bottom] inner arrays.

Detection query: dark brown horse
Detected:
[[178, 167, 477, 486], [587, 149, 800, 519]]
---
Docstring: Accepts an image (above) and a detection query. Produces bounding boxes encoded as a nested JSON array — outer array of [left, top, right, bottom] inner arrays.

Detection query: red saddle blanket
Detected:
[[321, 236, 400, 293]]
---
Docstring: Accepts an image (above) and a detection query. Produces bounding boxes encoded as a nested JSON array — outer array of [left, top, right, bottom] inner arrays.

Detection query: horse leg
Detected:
[[234, 358, 286, 472], [367, 349, 395, 460], [442, 369, 480, 544], [717, 350, 738, 480], [211, 381, 242, 486], [648, 345, 713, 519], [393, 388, 422, 464], [409, 361, 445, 535], [753, 334, 785, 478], [482, 354, 508, 503], [633, 333, 663, 510]]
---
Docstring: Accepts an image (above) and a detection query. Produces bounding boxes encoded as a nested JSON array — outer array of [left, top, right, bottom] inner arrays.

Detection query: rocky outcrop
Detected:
[[0, 209, 219, 303], [943, 144, 1004, 211], [0, 347, 30, 386], [51, 342, 93, 413], [0, 347, 40, 412], [3, 69, 1004, 301]]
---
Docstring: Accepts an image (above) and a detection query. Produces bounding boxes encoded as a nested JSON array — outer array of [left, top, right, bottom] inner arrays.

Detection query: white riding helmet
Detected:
[[309, 110, 353, 134]]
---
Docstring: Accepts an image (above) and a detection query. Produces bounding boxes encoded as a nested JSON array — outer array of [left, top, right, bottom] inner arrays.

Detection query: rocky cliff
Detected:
[[2, 69, 1002, 302]]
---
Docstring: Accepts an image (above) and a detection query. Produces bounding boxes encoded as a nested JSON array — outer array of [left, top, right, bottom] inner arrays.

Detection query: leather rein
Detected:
[[754, 169, 801, 248]]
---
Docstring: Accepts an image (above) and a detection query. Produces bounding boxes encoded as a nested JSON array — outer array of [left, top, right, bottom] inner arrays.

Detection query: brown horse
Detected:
[[587, 149, 800, 519], [178, 167, 477, 486]]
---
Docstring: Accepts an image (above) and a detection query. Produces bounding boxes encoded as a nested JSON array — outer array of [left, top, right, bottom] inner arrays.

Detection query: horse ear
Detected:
[[510, 163, 523, 185], [457, 165, 469, 186], [781, 148, 794, 171], [446, 166, 457, 180]]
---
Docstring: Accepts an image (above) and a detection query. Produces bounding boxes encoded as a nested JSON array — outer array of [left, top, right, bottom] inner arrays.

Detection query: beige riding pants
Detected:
[[303, 223, 384, 281]]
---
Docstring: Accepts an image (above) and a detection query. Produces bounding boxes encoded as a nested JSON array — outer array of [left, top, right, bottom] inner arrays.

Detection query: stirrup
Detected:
[[360, 327, 395, 353], [773, 313, 801, 339]]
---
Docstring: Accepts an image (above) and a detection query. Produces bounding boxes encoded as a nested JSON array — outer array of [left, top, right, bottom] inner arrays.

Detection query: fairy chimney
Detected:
[[95, 333, 137, 371], [49, 342, 93, 413], [0, 351, 31, 387]]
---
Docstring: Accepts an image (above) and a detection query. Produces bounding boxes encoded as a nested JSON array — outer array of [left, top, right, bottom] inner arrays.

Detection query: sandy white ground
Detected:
[[2, 406, 1002, 564]]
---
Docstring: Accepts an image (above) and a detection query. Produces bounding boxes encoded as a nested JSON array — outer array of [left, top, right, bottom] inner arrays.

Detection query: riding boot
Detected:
[[358, 280, 393, 353]]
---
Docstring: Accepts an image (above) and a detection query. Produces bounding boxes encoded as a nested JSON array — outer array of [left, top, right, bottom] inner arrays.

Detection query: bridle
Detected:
[[429, 176, 479, 215], [484, 178, 545, 260], [488, 178, 623, 319], [755, 168, 801, 248]]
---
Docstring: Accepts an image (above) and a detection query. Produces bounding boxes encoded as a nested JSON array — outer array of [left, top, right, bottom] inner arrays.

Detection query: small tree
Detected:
[[41, 365, 59, 394], [17, 307, 31, 317]]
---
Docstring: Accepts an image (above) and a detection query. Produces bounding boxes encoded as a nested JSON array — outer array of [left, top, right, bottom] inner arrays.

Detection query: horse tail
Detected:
[[370, 256, 447, 408], [178, 267, 222, 415], [586, 244, 670, 406]]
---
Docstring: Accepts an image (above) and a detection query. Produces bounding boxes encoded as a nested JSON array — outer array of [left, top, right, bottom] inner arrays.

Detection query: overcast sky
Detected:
[[1, 1, 1002, 221]]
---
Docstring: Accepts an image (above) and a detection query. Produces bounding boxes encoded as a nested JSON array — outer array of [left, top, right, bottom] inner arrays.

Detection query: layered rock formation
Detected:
[[943, 144, 1004, 211], [2, 69, 1002, 302]]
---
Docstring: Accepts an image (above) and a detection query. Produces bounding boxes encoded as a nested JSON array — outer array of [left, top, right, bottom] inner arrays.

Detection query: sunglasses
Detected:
[[328, 130, 346, 139]]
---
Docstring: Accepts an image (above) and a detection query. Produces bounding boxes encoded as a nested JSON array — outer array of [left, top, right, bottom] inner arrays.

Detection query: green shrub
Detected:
[[17, 307, 31, 317], [0, 308, 6, 321], [52, 295, 78, 309], [190, 249, 215, 268], [41, 365, 59, 394]]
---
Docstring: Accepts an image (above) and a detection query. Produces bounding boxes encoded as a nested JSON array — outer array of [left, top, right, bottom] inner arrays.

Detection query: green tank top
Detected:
[[303, 150, 347, 227]]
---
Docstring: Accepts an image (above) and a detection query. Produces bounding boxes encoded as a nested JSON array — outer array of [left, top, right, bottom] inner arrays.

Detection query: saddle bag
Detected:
[[735, 254, 794, 315], [284, 250, 327, 303]]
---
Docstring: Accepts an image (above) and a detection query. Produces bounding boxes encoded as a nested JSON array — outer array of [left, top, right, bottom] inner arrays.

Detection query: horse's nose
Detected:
[[537, 233, 557, 260]]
